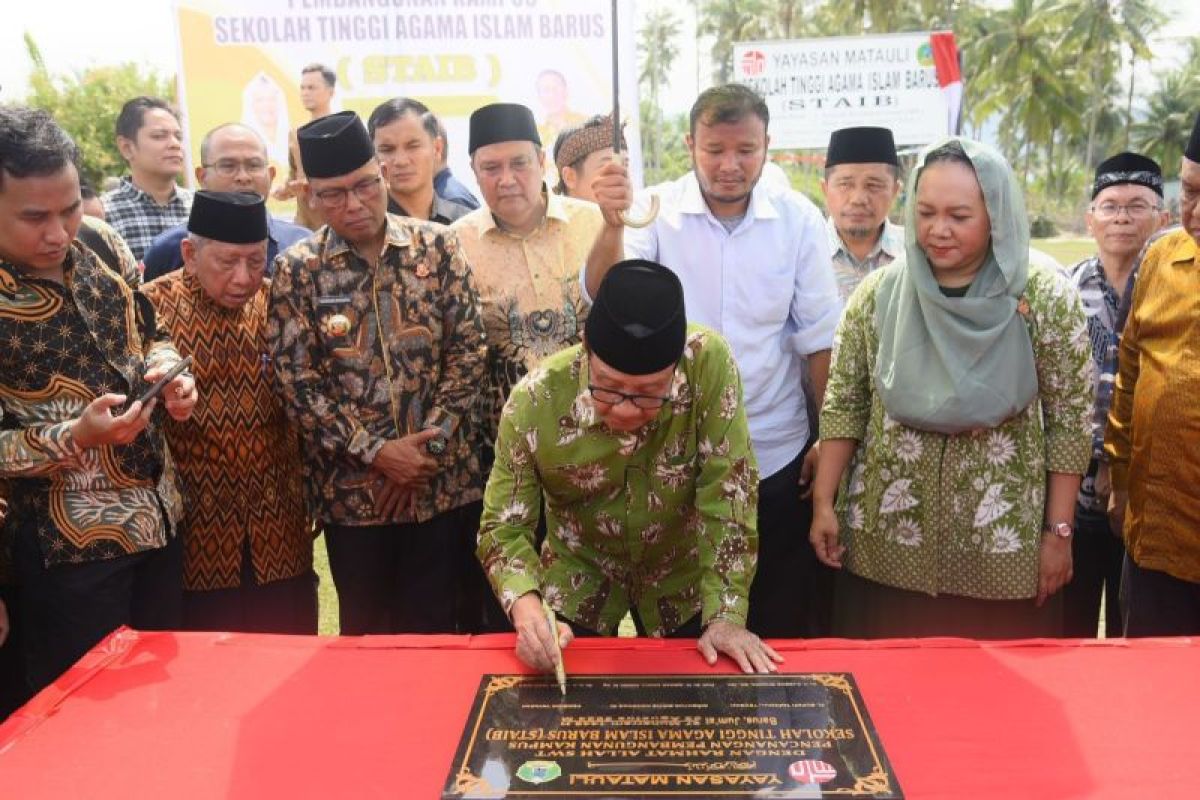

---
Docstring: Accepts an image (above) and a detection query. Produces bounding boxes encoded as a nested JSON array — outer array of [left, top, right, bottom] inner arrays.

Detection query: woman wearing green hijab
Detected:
[[809, 138, 1094, 638]]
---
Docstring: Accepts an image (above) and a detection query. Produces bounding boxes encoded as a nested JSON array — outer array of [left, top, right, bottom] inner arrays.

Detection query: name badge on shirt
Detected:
[[316, 294, 352, 306]]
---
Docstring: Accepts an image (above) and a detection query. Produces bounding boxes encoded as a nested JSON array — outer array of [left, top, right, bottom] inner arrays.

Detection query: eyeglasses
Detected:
[[587, 384, 671, 410], [312, 174, 383, 209], [202, 159, 269, 177], [1091, 201, 1161, 221]]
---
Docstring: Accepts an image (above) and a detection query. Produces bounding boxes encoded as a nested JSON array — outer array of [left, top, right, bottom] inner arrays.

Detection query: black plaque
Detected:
[[443, 674, 901, 798]]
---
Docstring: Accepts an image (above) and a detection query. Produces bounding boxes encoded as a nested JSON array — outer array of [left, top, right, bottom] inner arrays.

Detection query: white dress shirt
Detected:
[[583, 172, 842, 477]]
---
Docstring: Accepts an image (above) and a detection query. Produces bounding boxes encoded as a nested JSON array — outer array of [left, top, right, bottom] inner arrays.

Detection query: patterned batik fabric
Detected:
[[0, 239, 183, 567], [478, 325, 760, 636], [267, 214, 487, 526], [452, 191, 602, 442], [142, 270, 313, 591], [101, 176, 193, 261], [826, 217, 904, 303], [1067, 256, 1123, 513], [821, 262, 1093, 601]]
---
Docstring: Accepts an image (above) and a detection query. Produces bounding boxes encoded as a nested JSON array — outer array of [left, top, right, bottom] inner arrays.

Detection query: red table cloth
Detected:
[[0, 629, 1196, 798]]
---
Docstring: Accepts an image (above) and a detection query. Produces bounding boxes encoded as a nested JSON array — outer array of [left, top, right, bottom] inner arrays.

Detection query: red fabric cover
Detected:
[[0, 629, 1195, 798]]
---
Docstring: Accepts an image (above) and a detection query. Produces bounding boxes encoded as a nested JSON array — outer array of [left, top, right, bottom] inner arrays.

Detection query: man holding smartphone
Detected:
[[0, 107, 197, 693]]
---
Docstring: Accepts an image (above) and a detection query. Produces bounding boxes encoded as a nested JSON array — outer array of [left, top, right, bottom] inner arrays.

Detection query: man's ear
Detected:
[[117, 136, 137, 162], [180, 237, 196, 273]]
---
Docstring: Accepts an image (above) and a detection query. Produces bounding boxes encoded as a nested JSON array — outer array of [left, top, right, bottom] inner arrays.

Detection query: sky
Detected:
[[1, 0, 1197, 117]]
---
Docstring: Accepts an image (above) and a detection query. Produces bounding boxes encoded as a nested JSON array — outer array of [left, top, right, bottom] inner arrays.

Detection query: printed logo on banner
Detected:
[[917, 42, 935, 67], [788, 759, 838, 784], [515, 760, 562, 785], [740, 49, 766, 77]]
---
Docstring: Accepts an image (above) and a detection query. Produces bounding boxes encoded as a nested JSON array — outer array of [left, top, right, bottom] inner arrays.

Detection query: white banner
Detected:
[[172, 0, 643, 193], [733, 32, 963, 150]]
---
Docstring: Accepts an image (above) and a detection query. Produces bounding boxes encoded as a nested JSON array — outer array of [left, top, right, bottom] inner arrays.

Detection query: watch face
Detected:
[[1050, 522, 1073, 538]]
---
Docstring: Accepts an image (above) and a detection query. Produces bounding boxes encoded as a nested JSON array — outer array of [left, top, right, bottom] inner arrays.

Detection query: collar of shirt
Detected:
[[674, 172, 781, 228], [1169, 231, 1199, 266], [117, 175, 186, 207], [322, 215, 413, 261], [825, 216, 902, 265]]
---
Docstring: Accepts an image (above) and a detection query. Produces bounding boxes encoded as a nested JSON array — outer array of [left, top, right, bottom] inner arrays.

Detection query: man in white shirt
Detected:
[[585, 84, 842, 638]]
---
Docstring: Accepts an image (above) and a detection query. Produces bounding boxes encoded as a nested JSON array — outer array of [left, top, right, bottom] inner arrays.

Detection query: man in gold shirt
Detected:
[[452, 102, 603, 631], [1106, 112, 1200, 636], [452, 103, 603, 441]]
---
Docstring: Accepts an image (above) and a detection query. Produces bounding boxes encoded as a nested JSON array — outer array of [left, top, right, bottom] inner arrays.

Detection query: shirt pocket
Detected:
[[740, 262, 793, 327]]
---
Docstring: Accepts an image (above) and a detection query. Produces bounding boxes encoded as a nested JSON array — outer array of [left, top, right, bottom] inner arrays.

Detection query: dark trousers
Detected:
[[746, 448, 830, 638], [833, 569, 1063, 639], [1062, 505, 1125, 637], [454, 500, 512, 633], [184, 541, 318, 635], [325, 507, 471, 635], [0, 583, 30, 721], [1121, 554, 1200, 637], [13, 520, 183, 694]]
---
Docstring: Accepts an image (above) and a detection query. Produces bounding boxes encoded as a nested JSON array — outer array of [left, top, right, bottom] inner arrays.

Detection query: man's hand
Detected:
[[697, 621, 783, 674], [71, 394, 156, 449], [1107, 488, 1128, 540], [510, 592, 574, 673], [798, 443, 819, 500], [143, 364, 198, 422], [0, 597, 9, 648], [590, 160, 633, 228], [371, 430, 442, 489], [809, 502, 845, 568], [371, 474, 418, 521], [1037, 534, 1073, 607]]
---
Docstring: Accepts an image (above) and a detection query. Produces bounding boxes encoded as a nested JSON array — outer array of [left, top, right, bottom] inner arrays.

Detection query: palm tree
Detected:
[[1046, 0, 1164, 168], [1133, 71, 1200, 178], [696, 0, 772, 84], [964, 0, 1080, 184], [638, 7, 682, 171]]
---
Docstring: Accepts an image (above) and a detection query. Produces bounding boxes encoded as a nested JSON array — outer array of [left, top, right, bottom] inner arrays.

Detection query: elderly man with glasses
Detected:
[[142, 123, 311, 281], [267, 111, 487, 635], [478, 259, 781, 675], [1062, 151, 1169, 639]]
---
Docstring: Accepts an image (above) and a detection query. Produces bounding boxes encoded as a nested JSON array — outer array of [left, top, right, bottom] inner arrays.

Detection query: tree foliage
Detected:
[[22, 33, 175, 189], [669, 0, 1183, 225]]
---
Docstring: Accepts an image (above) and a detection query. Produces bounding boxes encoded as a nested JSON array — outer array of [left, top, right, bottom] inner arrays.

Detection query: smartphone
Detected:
[[126, 356, 194, 412]]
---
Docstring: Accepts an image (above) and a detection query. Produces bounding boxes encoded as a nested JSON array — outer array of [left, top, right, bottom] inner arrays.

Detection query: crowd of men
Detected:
[[2, 60, 1200, 718]]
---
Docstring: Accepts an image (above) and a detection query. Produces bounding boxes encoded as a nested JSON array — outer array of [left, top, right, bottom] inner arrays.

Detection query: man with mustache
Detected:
[[267, 111, 487, 635]]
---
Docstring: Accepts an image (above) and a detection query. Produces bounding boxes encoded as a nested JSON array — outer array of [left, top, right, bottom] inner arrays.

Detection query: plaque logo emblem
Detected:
[[515, 760, 561, 785], [789, 759, 838, 784]]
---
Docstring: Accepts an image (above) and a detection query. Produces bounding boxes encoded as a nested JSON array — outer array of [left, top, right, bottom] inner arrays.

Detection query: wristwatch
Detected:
[[1043, 521, 1073, 539]]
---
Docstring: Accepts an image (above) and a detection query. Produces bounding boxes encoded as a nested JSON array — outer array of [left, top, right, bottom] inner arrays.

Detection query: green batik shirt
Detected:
[[478, 325, 759, 636], [820, 263, 1093, 600]]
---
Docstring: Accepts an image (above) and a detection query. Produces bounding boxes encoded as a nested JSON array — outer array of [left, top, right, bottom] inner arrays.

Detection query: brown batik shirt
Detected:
[[0, 226, 183, 567], [143, 270, 313, 591], [267, 214, 487, 526]]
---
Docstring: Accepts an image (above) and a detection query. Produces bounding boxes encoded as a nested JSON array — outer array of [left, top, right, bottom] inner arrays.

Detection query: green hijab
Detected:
[[873, 137, 1036, 434]]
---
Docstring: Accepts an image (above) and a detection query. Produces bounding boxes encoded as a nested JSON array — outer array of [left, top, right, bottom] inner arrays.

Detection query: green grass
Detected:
[[314, 534, 339, 635], [1032, 237, 1094, 268]]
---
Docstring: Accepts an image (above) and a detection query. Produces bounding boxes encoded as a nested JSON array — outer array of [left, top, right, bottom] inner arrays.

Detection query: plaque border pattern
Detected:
[[444, 673, 901, 798]]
